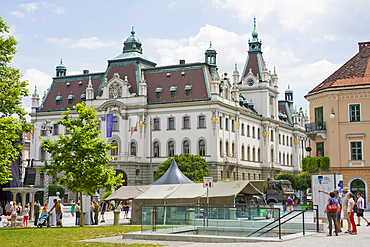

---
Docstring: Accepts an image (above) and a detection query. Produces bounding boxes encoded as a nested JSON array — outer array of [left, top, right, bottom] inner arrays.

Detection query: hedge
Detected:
[[302, 156, 329, 172]]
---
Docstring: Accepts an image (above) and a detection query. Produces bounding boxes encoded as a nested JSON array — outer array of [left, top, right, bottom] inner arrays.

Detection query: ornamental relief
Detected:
[[109, 81, 122, 99]]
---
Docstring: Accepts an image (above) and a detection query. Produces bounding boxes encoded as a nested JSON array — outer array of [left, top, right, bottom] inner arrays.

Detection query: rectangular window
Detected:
[[168, 117, 175, 130], [56, 100, 61, 106], [315, 106, 323, 124], [53, 124, 58, 135], [154, 118, 160, 130], [41, 128, 46, 136], [316, 142, 324, 157], [271, 130, 274, 141], [198, 116, 205, 128], [112, 116, 119, 131], [351, 141, 362, 160], [231, 120, 235, 132], [183, 116, 190, 129], [247, 125, 250, 137], [219, 116, 222, 129], [170, 91, 176, 98], [156, 92, 161, 99], [68, 99, 73, 105], [241, 124, 244, 135], [349, 104, 360, 122], [257, 128, 260, 139], [225, 118, 229, 130], [290, 137, 292, 147], [185, 89, 191, 97], [279, 134, 281, 144], [252, 127, 255, 138]]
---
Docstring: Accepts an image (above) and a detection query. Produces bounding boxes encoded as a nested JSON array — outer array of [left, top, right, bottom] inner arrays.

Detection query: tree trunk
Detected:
[[80, 191, 83, 227]]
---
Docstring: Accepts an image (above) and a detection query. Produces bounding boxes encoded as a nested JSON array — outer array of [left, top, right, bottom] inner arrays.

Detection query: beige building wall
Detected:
[[306, 87, 370, 207]]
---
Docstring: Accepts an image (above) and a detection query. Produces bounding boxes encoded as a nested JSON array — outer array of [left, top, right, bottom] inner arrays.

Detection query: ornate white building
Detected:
[[30, 22, 308, 201]]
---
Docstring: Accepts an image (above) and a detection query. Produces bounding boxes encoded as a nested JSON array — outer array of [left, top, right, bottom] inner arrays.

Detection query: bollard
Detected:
[[113, 210, 120, 225]]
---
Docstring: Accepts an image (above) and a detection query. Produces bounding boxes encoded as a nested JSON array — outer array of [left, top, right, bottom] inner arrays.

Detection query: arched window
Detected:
[[241, 145, 245, 160], [258, 148, 261, 162], [291, 154, 293, 166], [168, 141, 174, 157], [252, 147, 256, 162], [283, 153, 285, 165], [113, 116, 119, 131], [271, 148, 274, 162], [247, 146, 250, 161], [183, 140, 189, 154], [199, 140, 205, 156], [220, 140, 223, 157], [225, 141, 229, 156], [154, 142, 160, 157], [111, 140, 118, 156], [279, 152, 281, 164], [154, 118, 160, 130], [130, 142, 136, 156], [232, 143, 235, 157]]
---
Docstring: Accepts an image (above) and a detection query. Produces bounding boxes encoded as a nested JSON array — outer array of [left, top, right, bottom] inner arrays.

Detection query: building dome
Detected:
[[123, 27, 143, 53], [285, 84, 293, 94]]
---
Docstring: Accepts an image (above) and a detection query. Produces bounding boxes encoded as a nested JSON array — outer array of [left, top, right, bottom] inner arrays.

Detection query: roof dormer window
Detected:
[[81, 93, 86, 101], [181, 71, 185, 78], [185, 84, 192, 96], [79, 81, 83, 87], [55, 93, 62, 106], [66, 82, 70, 87], [167, 73, 171, 79], [156, 87, 162, 99], [68, 92, 75, 104], [170, 85, 177, 98]]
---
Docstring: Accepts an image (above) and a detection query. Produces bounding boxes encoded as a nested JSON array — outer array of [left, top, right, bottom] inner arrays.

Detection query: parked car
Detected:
[[307, 193, 312, 202]]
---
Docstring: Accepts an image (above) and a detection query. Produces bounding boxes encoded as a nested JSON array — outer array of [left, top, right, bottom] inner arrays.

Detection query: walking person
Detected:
[[22, 203, 30, 227], [123, 199, 130, 219], [342, 187, 351, 233], [100, 199, 107, 223], [286, 196, 294, 213], [75, 202, 81, 225], [49, 199, 63, 227], [70, 200, 76, 217], [319, 189, 342, 232], [347, 192, 357, 235], [10, 202, 18, 228], [90, 201, 94, 225], [325, 192, 339, 236], [356, 192, 370, 226], [34, 200, 40, 226], [93, 201, 100, 225]]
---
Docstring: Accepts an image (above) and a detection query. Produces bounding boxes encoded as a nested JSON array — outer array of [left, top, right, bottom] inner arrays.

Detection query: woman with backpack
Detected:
[[325, 192, 339, 236]]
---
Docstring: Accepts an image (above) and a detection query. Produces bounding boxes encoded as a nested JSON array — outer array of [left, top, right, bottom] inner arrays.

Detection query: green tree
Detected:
[[0, 17, 32, 184], [154, 153, 209, 181], [40, 102, 123, 225], [274, 173, 299, 190]]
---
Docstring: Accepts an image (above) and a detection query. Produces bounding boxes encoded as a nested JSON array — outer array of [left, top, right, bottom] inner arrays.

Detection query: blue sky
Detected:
[[2, 0, 370, 117]]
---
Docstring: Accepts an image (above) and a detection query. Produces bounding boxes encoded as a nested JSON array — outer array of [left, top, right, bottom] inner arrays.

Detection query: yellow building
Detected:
[[305, 42, 370, 208]]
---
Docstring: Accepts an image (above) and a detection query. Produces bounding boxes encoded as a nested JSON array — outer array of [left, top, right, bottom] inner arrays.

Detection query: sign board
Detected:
[[274, 204, 285, 217], [203, 177, 213, 188], [312, 173, 343, 218]]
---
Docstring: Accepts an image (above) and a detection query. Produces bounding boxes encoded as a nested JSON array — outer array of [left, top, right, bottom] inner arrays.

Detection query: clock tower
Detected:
[[248, 17, 261, 53]]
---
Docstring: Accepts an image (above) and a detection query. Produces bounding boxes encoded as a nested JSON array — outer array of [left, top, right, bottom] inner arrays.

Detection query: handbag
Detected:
[[327, 198, 337, 212]]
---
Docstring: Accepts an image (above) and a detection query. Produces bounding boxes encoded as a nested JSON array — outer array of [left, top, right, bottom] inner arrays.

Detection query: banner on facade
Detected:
[[130, 116, 138, 138], [106, 114, 113, 138]]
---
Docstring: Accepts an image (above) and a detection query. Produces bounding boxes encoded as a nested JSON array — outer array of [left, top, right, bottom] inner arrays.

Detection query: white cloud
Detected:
[[10, 11, 24, 18], [45, 36, 117, 49], [52, 7, 67, 14], [168, 1, 178, 8], [20, 2, 39, 13]]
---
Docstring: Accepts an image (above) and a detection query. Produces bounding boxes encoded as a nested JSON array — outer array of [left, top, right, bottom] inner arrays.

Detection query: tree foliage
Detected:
[[302, 156, 329, 172], [39, 102, 123, 223], [275, 172, 311, 191], [154, 153, 209, 182], [0, 17, 32, 184]]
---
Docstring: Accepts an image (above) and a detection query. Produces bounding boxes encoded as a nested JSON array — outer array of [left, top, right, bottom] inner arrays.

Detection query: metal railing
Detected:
[[305, 122, 326, 132]]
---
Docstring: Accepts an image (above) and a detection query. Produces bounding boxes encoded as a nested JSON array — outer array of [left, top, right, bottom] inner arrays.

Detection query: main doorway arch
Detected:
[[349, 177, 368, 209], [115, 169, 128, 187]]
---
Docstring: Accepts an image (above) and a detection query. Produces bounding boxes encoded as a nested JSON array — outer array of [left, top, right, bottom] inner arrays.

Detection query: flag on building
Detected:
[[106, 114, 113, 138], [130, 116, 138, 138]]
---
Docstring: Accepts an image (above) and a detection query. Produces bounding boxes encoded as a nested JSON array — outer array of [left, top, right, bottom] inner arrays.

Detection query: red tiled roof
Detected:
[[39, 75, 102, 111], [145, 65, 210, 103], [309, 46, 370, 94]]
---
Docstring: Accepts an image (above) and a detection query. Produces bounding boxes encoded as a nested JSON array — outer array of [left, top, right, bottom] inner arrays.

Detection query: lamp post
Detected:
[[144, 117, 153, 183]]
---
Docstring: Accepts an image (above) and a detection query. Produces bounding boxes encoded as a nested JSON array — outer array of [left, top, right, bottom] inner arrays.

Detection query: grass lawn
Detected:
[[0, 225, 161, 247]]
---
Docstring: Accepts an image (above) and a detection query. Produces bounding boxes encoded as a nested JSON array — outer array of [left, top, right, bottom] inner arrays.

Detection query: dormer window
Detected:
[[170, 85, 177, 98], [68, 93, 75, 104], [79, 81, 83, 87], [185, 84, 192, 96], [66, 82, 70, 87], [181, 71, 185, 78], [55, 93, 62, 106], [167, 73, 171, 79], [81, 93, 86, 101], [156, 87, 162, 99]]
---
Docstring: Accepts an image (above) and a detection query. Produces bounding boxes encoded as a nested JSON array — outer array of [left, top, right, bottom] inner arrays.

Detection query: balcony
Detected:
[[305, 122, 326, 140]]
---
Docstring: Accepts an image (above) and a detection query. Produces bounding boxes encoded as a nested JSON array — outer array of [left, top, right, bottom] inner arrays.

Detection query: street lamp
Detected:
[[143, 117, 153, 183]]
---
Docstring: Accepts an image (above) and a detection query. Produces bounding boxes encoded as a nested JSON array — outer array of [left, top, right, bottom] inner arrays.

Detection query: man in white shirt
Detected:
[[342, 187, 351, 233], [356, 192, 370, 226]]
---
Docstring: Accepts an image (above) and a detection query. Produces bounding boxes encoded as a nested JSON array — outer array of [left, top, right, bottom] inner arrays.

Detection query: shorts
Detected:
[[357, 209, 364, 217], [56, 213, 62, 222], [336, 211, 341, 220], [124, 208, 129, 214], [343, 211, 350, 220], [101, 211, 105, 215]]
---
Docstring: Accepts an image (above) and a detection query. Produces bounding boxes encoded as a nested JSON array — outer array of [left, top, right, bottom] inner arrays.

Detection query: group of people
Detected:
[[319, 187, 369, 236], [1, 200, 30, 228]]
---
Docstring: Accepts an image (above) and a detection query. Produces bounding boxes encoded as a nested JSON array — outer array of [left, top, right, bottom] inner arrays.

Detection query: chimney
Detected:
[[358, 42, 370, 53], [179, 59, 185, 65], [83, 69, 89, 74]]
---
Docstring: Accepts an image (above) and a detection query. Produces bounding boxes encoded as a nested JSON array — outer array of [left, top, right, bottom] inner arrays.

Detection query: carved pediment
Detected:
[[241, 69, 259, 87], [101, 73, 135, 99]]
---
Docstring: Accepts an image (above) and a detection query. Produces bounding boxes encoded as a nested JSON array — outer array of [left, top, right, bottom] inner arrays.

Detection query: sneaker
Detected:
[[100, 220, 105, 223], [350, 232, 357, 235], [356, 224, 361, 226], [344, 230, 350, 233], [367, 223, 370, 227], [338, 230, 342, 233]]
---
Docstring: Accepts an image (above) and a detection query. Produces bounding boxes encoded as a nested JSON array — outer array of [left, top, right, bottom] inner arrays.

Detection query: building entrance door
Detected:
[[351, 178, 366, 208]]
